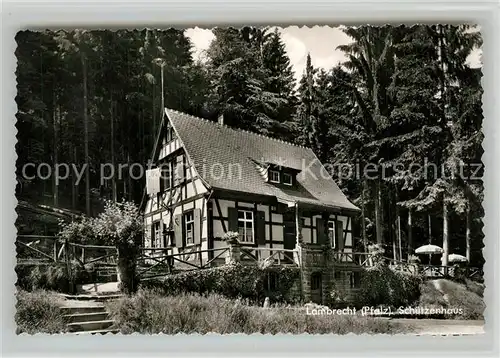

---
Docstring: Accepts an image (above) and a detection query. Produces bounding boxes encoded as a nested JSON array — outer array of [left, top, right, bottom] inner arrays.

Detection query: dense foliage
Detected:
[[141, 263, 301, 303]]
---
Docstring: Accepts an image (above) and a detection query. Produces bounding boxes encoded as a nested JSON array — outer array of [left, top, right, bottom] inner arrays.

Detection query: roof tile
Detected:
[[166, 108, 359, 212]]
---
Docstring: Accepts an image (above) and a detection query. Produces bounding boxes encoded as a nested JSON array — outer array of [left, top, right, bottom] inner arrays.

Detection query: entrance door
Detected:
[[282, 212, 296, 261]]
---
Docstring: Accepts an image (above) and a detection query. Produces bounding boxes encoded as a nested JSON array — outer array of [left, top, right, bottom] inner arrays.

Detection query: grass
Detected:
[[419, 279, 485, 320], [106, 289, 414, 335], [15, 289, 68, 334]]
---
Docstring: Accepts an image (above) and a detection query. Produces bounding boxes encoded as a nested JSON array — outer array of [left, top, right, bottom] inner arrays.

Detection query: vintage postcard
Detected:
[[15, 25, 484, 336]]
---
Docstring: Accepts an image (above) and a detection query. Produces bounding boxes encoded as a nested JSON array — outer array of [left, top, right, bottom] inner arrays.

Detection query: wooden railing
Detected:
[[332, 251, 375, 266], [16, 235, 483, 281], [136, 247, 229, 280], [239, 247, 297, 266]]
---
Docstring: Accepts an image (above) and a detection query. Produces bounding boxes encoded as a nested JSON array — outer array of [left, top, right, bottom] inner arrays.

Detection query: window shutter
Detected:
[[173, 214, 183, 247], [336, 220, 344, 252], [228, 207, 238, 233], [193, 208, 202, 245], [256, 211, 266, 245], [316, 218, 326, 245]]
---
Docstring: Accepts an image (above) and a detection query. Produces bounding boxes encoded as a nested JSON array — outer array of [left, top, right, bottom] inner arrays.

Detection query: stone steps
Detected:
[[71, 328, 120, 335], [64, 312, 109, 323], [67, 319, 115, 332], [60, 290, 121, 334]]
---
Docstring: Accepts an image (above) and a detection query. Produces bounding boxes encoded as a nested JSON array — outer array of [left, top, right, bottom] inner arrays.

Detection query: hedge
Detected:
[[356, 265, 422, 308], [140, 263, 301, 304]]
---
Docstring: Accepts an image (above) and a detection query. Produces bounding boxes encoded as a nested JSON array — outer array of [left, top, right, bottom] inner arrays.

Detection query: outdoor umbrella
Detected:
[[445, 253, 468, 263], [415, 244, 443, 265]]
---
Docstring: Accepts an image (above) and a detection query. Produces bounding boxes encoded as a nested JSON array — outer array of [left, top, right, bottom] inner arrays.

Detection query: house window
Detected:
[[166, 126, 176, 143], [269, 169, 280, 183], [311, 272, 322, 290], [161, 162, 172, 190], [152, 221, 161, 248], [328, 221, 336, 248], [184, 212, 194, 245], [283, 173, 293, 186], [238, 210, 254, 243], [156, 193, 162, 210], [265, 272, 279, 291], [350, 271, 362, 289]]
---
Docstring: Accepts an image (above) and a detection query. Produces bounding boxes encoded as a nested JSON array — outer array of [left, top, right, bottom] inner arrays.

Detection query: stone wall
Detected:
[[297, 242, 364, 305]]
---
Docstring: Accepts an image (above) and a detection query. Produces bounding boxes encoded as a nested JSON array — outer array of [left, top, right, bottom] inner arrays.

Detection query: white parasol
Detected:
[[415, 244, 443, 265], [443, 253, 468, 263], [415, 244, 444, 255]]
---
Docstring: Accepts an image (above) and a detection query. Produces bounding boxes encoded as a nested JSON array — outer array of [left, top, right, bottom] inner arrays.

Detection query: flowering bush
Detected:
[[57, 200, 143, 294], [58, 216, 96, 243], [58, 200, 142, 246], [222, 231, 240, 244], [92, 200, 143, 245]]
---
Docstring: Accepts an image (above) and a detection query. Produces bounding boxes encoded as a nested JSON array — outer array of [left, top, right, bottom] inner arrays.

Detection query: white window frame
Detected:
[[238, 209, 255, 243], [328, 220, 336, 248], [269, 169, 280, 183], [283, 172, 293, 186], [162, 162, 172, 190], [166, 125, 177, 143], [184, 212, 194, 245], [153, 221, 162, 248]]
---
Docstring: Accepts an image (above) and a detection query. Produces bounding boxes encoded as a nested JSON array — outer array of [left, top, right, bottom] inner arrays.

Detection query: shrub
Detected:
[[15, 290, 67, 334], [140, 263, 301, 304], [58, 200, 143, 294], [356, 265, 422, 308], [107, 289, 413, 335], [419, 279, 485, 320], [16, 261, 96, 293]]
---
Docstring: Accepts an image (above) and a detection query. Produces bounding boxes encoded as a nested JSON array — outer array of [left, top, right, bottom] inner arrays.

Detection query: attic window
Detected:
[[269, 170, 280, 183], [283, 173, 293, 186], [166, 125, 176, 143]]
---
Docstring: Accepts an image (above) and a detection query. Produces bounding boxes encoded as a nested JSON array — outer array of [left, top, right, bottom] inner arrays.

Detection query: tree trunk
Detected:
[[428, 214, 432, 244], [442, 201, 449, 268], [116, 240, 139, 294], [127, 154, 133, 201], [52, 96, 59, 207], [72, 147, 77, 209], [110, 97, 117, 203], [82, 54, 90, 216], [361, 179, 368, 251], [375, 179, 383, 244], [397, 214, 402, 261], [466, 203, 471, 262], [407, 209, 413, 260]]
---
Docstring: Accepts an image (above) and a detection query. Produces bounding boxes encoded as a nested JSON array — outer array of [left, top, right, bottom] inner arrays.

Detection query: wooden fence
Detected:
[[16, 235, 483, 281]]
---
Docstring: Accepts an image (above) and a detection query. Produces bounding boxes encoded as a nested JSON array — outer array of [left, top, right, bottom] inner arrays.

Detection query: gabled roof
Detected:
[[165, 108, 360, 213]]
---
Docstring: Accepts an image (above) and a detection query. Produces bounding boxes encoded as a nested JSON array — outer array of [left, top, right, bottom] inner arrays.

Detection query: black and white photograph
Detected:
[[14, 25, 485, 336]]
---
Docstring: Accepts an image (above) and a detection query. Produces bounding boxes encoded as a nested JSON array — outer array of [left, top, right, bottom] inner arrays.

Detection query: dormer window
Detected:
[[283, 173, 293, 186], [269, 169, 280, 183]]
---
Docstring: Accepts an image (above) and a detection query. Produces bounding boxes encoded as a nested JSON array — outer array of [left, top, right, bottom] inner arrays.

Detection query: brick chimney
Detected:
[[218, 114, 224, 126]]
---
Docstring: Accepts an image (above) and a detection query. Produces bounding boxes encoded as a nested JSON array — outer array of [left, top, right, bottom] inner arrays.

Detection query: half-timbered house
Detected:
[[143, 108, 364, 303]]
